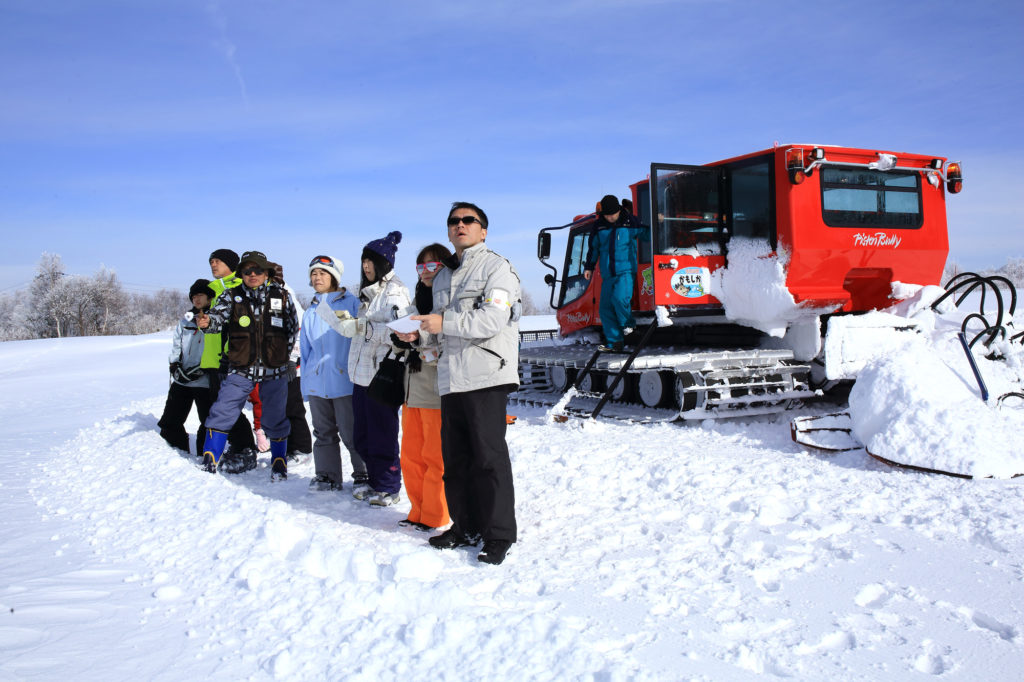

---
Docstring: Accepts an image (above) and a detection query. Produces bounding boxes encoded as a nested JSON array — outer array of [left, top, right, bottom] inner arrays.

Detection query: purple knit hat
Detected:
[[362, 231, 402, 267]]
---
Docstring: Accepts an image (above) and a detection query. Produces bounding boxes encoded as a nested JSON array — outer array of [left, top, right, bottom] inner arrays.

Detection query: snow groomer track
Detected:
[[516, 343, 816, 421]]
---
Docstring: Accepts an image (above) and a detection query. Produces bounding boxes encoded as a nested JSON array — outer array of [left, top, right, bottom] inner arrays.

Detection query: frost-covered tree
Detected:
[[25, 253, 66, 338], [45, 276, 82, 338], [941, 257, 962, 286], [88, 267, 126, 335], [999, 257, 1024, 289], [0, 292, 34, 341], [520, 288, 548, 315], [6, 254, 183, 339], [0, 293, 17, 341], [149, 288, 186, 327]]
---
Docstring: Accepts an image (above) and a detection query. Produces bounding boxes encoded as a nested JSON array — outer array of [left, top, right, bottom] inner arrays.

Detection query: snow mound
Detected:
[[848, 318, 1024, 478]]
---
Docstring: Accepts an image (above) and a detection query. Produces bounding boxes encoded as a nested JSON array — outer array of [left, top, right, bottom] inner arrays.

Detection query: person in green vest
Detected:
[[202, 249, 257, 464], [198, 250, 300, 480]]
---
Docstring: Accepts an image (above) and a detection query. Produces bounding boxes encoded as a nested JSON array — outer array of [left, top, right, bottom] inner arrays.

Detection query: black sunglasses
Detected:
[[309, 255, 335, 267], [447, 215, 482, 227], [240, 266, 264, 276]]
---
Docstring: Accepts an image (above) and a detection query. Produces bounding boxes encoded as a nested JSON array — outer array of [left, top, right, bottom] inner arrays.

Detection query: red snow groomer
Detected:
[[518, 144, 962, 421]]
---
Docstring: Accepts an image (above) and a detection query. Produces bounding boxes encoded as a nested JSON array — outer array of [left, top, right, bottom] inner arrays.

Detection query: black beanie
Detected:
[[600, 195, 621, 215], [189, 278, 213, 300], [209, 249, 240, 272]]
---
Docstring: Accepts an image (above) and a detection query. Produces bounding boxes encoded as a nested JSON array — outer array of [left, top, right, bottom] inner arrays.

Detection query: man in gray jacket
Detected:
[[408, 201, 521, 565]]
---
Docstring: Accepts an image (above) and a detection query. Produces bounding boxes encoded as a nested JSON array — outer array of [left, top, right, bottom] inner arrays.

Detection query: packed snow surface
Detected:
[[2, 326, 1024, 680]]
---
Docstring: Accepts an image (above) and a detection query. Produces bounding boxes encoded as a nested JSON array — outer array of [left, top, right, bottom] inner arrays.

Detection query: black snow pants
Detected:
[[440, 385, 517, 544], [286, 374, 312, 454], [158, 382, 212, 454]]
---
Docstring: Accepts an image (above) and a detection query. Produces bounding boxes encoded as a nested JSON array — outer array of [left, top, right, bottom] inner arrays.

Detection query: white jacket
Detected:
[[169, 311, 209, 388], [345, 270, 411, 387], [424, 242, 521, 395]]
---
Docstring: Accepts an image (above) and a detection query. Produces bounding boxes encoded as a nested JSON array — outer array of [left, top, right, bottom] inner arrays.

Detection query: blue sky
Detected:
[[2, 0, 1022, 301]]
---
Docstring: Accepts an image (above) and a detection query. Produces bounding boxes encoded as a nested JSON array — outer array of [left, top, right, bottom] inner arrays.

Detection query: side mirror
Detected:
[[538, 232, 551, 260], [544, 273, 555, 285]]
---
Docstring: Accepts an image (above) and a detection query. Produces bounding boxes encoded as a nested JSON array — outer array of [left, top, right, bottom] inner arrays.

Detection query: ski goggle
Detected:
[[309, 255, 336, 267], [416, 261, 443, 274]]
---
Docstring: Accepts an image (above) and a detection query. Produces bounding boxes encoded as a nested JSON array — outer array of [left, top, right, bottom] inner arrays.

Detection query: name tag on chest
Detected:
[[270, 316, 284, 328], [270, 298, 283, 312]]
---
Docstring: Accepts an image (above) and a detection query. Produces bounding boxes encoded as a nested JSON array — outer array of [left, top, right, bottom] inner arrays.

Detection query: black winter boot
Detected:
[[222, 448, 258, 474], [477, 540, 512, 565], [429, 528, 478, 550]]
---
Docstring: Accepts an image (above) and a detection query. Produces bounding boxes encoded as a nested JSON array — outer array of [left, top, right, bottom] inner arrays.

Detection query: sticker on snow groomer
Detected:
[[671, 267, 708, 298], [640, 266, 654, 296]]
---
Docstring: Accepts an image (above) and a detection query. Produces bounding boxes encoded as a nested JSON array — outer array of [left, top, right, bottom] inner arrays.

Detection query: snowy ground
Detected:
[[2, 326, 1024, 680]]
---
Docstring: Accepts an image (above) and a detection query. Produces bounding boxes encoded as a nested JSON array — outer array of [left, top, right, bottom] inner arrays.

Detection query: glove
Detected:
[[169, 362, 181, 376], [335, 310, 353, 320]]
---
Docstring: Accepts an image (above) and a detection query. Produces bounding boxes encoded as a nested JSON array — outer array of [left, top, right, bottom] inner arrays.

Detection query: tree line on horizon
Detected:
[[942, 257, 1024, 289], [0, 253, 549, 342]]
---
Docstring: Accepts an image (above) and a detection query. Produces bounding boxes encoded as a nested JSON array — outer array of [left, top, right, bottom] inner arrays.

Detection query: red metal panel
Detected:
[[556, 273, 600, 335], [777, 146, 949, 312]]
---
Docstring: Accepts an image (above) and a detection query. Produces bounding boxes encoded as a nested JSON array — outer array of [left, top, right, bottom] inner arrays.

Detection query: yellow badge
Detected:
[[239, 315, 251, 327]]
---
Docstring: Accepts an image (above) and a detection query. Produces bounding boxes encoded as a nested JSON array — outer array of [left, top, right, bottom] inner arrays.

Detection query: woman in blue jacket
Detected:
[[300, 255, 367, 492]]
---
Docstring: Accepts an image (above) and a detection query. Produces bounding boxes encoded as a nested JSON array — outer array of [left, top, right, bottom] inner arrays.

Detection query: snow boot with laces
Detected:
[[368, 490, 401, 507]]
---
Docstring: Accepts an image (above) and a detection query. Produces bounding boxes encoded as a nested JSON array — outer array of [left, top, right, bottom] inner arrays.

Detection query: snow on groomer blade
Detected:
[[842, 274, 1024, 479]]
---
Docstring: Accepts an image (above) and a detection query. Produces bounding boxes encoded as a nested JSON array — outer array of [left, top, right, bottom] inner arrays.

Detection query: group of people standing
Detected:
[[157, 202, 521, 565], [158, 249, 310, 474]]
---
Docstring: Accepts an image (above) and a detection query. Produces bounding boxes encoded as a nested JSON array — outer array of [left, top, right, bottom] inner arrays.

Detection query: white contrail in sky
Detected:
[[206, 1, 249, 108]]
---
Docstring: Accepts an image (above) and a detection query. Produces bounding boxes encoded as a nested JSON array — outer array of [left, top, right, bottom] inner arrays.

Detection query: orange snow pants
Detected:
[[401, 406, 449, 528]]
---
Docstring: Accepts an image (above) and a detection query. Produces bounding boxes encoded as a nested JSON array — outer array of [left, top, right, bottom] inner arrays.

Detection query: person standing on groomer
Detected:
[[404, 202, 521, 565], [583, 195, 644, 352]]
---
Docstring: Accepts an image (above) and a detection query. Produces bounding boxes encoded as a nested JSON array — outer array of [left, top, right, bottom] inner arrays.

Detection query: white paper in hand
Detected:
[[386, 315, 424, 334]]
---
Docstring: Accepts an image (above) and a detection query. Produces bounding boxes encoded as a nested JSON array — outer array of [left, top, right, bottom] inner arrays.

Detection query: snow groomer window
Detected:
[[651, 165, 724, 256], [821, 166, 923, 228], [728, 155, 775, 245], [559, 230, 591, 307]]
